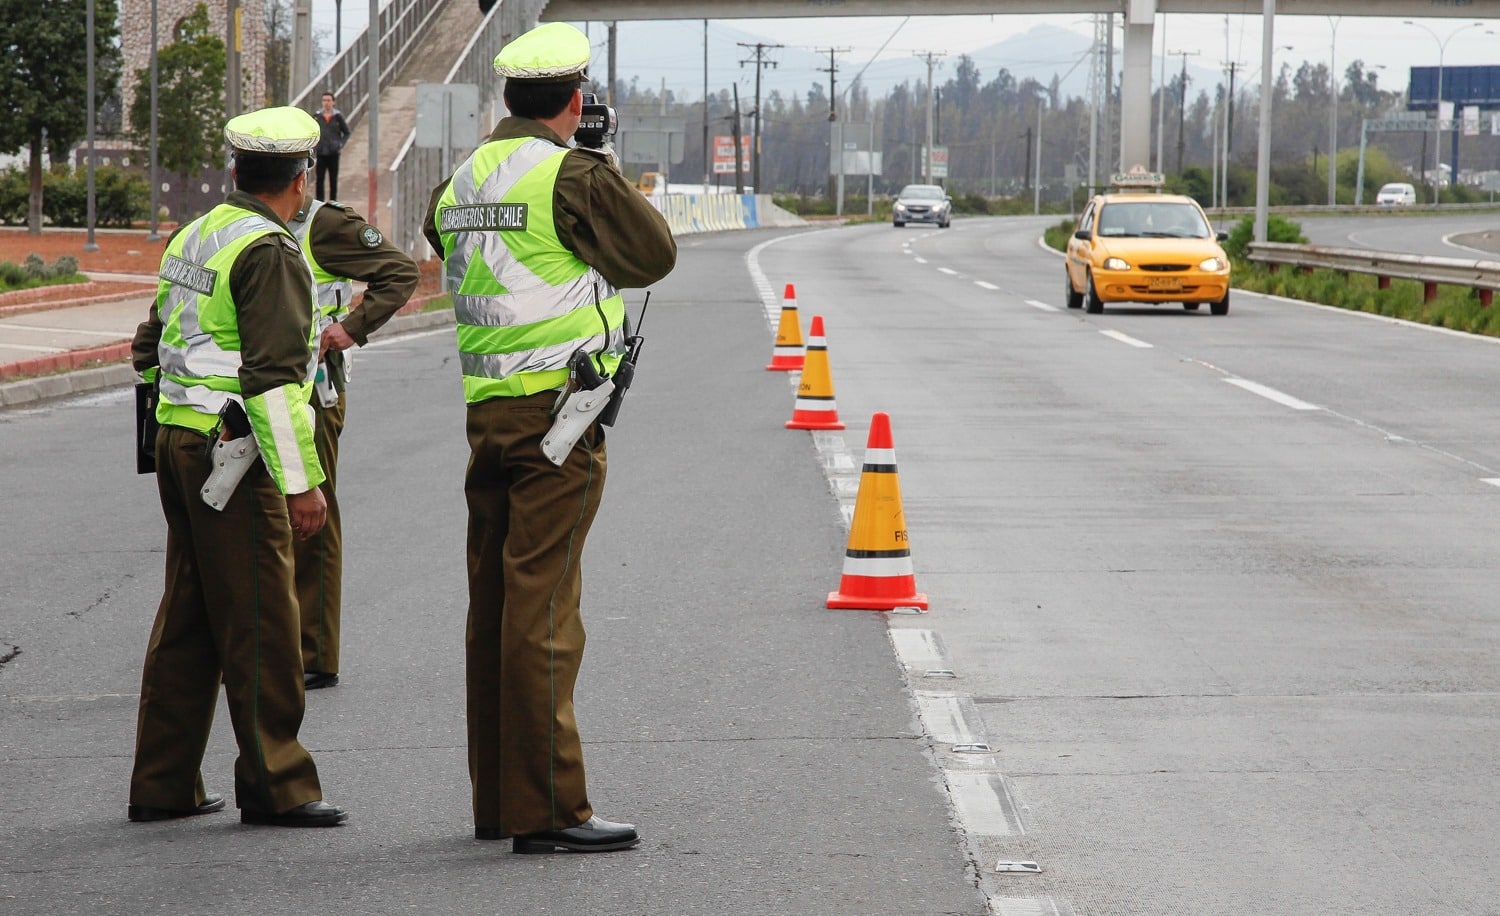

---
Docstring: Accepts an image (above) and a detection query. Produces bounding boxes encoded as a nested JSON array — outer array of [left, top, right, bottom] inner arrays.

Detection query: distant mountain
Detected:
[[599, 20, 1226, 108]]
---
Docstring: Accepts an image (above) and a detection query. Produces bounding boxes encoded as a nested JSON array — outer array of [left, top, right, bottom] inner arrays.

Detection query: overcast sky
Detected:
[[314, 8, 1497, 94]]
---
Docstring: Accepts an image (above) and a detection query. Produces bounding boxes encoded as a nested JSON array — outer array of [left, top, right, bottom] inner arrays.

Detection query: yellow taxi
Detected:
[[1064, 178, 1231, 315]]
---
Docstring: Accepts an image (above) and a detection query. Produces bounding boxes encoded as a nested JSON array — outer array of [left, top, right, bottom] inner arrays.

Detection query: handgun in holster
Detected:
[[134, 379, 160, 475], [540, 348, 616, 466], [200, 399, 261, 511], [312, 315, 341, 408]]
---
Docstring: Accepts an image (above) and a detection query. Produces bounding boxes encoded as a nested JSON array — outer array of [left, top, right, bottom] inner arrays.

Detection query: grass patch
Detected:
[[420, 293, 452, 313], [1, 254, 88, 293], [1043, 218, 1076, 252], [1235, 265, 1500, 336]]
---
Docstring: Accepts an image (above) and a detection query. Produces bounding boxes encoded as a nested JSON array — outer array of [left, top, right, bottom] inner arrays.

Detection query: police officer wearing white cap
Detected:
[[128, 105, 347, 828], [424, 22, 676, 853]]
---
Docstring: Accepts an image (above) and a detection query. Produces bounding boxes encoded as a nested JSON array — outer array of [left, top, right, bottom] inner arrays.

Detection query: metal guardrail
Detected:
[[288, 0, 450, 131], [1246, 241, 1500, 305], [388, 4, 506, 260]]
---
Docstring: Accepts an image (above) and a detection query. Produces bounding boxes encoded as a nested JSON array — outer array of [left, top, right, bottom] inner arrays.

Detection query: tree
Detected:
[[0, 0, 122, 234], [264, 0, 293, 106], [128, 3, 225, 219]]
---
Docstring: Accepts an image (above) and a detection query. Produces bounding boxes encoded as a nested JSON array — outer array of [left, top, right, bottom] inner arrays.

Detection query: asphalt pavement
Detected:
[[0, 228, 987, 916]]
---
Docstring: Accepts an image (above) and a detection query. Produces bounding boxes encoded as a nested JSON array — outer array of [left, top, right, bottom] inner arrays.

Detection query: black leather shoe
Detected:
[[304, 671, 339, 690], [474, 827, 512, 840], [241, 800, 347, 827], [128, 793, 226, 822], [512, 815, 639, 853]]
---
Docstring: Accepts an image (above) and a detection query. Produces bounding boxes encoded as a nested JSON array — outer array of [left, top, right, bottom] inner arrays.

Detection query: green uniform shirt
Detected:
[[422, 116, 676, 290], [133, 191, 318, 407], [300, 201, 421, 346]]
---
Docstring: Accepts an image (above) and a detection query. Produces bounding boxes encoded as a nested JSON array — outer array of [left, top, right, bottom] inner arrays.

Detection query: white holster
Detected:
[[541, 379, 615, 466], [201, 434, 261, 510]]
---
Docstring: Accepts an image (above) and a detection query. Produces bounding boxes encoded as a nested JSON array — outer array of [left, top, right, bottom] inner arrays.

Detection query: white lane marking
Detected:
[[992, 899, 1068, 916], [975, 281, 1000, 290], [1024, 299, 1058, 312], [0, 343, 67, 353], [1481, 478, 1500, 488], [1, 324, 124, 336], [363, 327, 452, 349], [1099, 329, 1152, 348], [914, 691, 984, 746], [1223, 377, 1320, 411], [947, 770, 1025, 837], [890, 628, 948, 675], [914, 257, 928, 264], [1441, 230, 1496, 257], [938, 267, 959, 275]]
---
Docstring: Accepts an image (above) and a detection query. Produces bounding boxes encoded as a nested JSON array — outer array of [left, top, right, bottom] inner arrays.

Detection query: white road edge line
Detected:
[[1024, 299, 1057, 312], [1223, 377, 1320, 410], [1099, 329, 1152, 348]]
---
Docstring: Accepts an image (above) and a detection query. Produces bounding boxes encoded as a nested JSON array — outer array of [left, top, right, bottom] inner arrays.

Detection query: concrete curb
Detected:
[[0, 306, 456, 409]]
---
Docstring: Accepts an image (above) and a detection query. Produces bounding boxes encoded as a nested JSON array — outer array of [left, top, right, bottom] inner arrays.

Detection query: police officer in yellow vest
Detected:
[[288, 196, 420, 690], [423, 22, 676, 852], [127, 106, 347, 828]]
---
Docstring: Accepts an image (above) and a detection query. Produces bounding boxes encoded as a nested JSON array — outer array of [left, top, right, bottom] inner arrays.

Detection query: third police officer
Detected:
[[289, 194, 420, 690]]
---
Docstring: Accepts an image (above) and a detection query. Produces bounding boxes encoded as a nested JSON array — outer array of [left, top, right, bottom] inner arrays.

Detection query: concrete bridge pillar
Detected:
[[1120, 0, 1156, 173]]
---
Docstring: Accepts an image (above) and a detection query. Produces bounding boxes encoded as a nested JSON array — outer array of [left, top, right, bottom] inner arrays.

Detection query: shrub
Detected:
[[1224, 214, 1306, 261], [0, 168, 27, 225]]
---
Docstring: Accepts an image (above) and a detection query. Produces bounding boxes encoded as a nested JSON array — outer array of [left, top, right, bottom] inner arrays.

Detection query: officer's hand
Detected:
[[575, 143, 620, 173], [286, 488, 328, 540], [319, 323, 355, 359]]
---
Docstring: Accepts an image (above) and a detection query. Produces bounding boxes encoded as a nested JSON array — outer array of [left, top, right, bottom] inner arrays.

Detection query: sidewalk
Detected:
[[0, 228, 446, 406]]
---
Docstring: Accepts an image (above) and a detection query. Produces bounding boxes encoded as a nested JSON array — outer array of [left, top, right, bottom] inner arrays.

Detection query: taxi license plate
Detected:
[[1148, 277, 1182, 292]]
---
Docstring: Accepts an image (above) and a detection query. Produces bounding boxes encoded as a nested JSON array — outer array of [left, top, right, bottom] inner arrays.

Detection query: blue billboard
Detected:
[[1408, 66, 1500, 111]]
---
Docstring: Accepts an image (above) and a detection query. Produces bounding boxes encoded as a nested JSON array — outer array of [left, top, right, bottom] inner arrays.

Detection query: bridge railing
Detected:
[[1247, 241, 1500, 306], [388, 3, 507, 260], [288, 0, 450, 129]]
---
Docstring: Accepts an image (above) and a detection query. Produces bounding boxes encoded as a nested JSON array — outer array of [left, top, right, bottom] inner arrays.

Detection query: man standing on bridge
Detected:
[[424, 21, 676, 853]]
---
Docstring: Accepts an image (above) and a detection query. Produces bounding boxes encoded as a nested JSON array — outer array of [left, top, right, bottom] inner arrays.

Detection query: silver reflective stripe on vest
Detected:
[[445, 138, 620, 332], [158, 214, 269, 379], [292, 199, 356, 313], [457, 332, 622, 380], [158, 377, 238, 419]]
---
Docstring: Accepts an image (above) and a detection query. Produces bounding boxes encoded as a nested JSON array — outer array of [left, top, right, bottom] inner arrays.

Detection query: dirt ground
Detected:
[[0, 227, 172, 276], [0, 226, 443, 307]]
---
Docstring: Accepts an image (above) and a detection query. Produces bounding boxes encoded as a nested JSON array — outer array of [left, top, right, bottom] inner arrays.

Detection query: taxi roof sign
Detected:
[[1109, 166, 1165, 189]]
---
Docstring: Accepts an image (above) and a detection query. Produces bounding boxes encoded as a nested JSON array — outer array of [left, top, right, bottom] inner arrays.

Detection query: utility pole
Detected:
[[738, 42, 781, 192], [85, 0, 98, 252], [1223, 61, 1239, 159], [818, 47, 850, 207], [607, 22, 617, 105], [147, 0, 160, 241], [914, 51, 945, 184], [1023, 126, 1033, 192], [702, 20, 709, 188], [1171, 50, 1198, 175], [817, 47, 849, 121], [730, 83, 745, 194]]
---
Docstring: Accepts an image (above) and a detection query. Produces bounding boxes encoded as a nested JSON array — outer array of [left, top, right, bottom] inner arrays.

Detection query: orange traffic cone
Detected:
[[766, 283, 806, 371], [828, 412, 928, 611], [785, 315, 844, 430]]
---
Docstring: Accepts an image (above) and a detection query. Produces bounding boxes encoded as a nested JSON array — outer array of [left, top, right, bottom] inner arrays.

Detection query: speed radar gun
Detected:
[[540, 292, 649, 466], [200, 399, 260, 510], [574, 93, 617, 150]]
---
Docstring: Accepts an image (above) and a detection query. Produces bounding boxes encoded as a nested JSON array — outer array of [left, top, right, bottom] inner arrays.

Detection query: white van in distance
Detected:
[[1375, 182, 1417, 206]]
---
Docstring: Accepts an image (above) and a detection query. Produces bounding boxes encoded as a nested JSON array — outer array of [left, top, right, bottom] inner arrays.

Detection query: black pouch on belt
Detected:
[[134, 381, 160, 475]]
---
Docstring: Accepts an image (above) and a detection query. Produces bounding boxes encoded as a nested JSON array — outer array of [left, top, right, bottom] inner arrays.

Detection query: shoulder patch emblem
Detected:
[[360, 226, 383, 248], [280, 235, 301, 252]]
